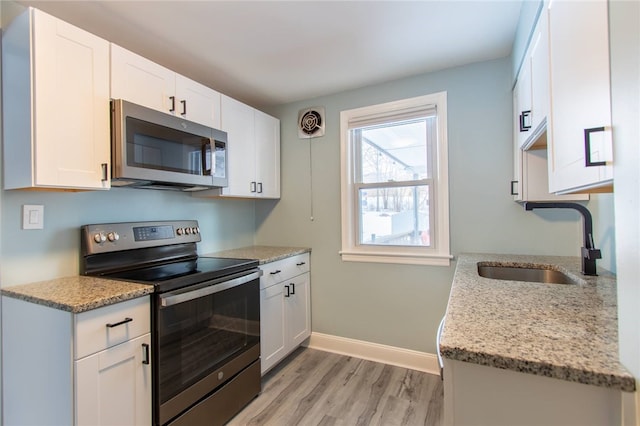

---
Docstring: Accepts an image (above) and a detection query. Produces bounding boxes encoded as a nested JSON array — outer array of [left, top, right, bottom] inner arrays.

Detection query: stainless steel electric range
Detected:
[[80, 220, 261, 426]]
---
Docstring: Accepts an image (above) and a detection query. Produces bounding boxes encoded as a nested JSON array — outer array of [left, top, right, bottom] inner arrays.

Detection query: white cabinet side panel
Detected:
[[2, 297, 73, 425]]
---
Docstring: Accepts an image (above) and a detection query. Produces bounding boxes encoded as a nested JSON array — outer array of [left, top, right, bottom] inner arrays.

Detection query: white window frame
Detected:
[[339, 92, 451, 266]]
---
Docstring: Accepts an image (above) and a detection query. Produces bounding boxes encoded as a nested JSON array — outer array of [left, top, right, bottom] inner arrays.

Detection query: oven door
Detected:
[[155, 269, 261, 425]]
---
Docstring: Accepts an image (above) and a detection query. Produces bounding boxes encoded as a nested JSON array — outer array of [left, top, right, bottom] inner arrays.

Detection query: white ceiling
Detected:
[[14, 1, 523, 109]]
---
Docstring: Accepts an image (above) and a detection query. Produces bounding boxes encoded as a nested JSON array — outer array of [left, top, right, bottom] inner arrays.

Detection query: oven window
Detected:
[[126, 117, 208, 175], [157, 279, 259, 403]]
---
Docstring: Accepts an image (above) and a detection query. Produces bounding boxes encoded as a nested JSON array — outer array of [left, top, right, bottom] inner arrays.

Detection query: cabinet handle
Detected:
[[257, 182, 263, 193], [290, 283, 296, 295], [250, 181, 257, 193], [106, 317, 133, 328], [584, 127, 607, 167], [285, 285, 291, 298], [180, 100, 187, 116], [519, 110, 532, 132], [270, 270, 282, 275], [169, 96, 176, 113], [142, 343, 150, 365], [101, 163, 108, 182], [510, 180, 518, 196], [296, 262, 306, 266]]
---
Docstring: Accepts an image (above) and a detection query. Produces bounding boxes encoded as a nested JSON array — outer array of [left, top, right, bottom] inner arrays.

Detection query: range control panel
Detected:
[[82, 220, 201, 255]]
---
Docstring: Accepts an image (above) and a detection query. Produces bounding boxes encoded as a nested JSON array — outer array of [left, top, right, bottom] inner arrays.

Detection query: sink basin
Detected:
[[477, 263, 577, 284]]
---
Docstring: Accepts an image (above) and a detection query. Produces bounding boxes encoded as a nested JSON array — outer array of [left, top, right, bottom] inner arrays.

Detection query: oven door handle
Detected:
[[159, 269, 263, 307]]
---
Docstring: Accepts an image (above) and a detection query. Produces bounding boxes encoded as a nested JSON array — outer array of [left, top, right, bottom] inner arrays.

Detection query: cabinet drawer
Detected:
[[75, 296, 150, 359], [260, 253, 310, 289]]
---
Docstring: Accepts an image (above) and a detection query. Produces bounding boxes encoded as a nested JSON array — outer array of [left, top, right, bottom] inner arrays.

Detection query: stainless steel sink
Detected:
[[477, 263, 577, 284]]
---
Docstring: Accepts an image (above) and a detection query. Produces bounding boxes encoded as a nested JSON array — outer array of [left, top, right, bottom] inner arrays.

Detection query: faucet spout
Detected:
[[523, 202, 602, 276]]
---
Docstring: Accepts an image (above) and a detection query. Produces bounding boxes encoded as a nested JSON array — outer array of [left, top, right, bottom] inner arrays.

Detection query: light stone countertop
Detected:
[[1, 276, 154, 314], [205, 245, 311, 264], [440, 253, 635, 392]]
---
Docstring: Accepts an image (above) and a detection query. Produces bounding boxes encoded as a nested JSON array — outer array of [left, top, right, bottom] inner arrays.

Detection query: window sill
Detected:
[[339, 250, 453, 266]]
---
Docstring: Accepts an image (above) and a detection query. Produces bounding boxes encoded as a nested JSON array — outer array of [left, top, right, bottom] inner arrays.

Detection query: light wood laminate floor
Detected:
[[228, 347, 443, 426]]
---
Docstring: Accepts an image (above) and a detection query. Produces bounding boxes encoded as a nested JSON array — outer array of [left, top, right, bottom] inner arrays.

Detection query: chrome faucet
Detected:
[[523, 202, 602, 276]]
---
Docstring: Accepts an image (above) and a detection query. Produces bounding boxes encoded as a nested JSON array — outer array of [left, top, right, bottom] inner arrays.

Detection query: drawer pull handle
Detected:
[[270, 270, 282, 275], [285, 284, 291, 298], [106, 317, 133, 328], [296, 262, 306, 266], [142, 343, 150, 365], [510, 180, 518, 196], [290, 283, 296, 295]]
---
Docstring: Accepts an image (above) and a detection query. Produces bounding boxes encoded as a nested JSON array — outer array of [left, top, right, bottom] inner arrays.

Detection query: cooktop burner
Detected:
[[103, 257, 259, 293], [80, 220, 259, 293]]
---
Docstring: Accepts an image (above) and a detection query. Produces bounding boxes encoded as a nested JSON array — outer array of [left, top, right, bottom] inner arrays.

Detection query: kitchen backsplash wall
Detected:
[[0, 188, 256, 286]]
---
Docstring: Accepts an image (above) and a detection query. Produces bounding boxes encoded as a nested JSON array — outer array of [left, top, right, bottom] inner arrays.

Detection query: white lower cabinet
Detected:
[[260, 253, 311, 375], [76, 333, 151, 425], [444, 359, 622, 426], [2, 296, 151, 425]]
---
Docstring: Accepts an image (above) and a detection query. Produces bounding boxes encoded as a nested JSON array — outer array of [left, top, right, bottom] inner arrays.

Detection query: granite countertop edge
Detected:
[[441, 253, 635, 392], [1, 276, 154, 314], [205, 245, 311, 264]]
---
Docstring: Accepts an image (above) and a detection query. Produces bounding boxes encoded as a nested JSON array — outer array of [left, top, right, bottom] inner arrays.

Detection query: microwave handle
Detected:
[[202, 138, 213, 176]]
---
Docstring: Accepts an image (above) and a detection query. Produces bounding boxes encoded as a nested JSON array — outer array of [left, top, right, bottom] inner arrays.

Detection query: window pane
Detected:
[[354, 119, 430, 184], [358, 185, 430, 247]]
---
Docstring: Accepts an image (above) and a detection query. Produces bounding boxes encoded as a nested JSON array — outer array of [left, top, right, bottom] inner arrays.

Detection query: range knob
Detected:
[[191, 227, 199, 235], [93, 233, 106, 243], [176, 228, 184, 236], [185, 227, 192, 235], [107, 232, 120, 242], [195, 227, 201, 234]]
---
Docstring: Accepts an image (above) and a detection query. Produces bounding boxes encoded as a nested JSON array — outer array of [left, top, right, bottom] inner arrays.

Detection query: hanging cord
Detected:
[[308, 134, 314, 221]]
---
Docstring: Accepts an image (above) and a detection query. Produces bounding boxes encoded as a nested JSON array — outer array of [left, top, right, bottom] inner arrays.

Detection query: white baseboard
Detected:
[[303, 332, 441, 376]]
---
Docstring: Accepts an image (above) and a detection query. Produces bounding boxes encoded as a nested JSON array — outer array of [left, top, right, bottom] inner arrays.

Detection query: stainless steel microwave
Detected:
[[111, 99, 228, 191]]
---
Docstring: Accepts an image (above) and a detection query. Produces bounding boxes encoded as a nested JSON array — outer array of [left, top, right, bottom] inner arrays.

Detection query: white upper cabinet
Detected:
[[214, 95, 281, 199], [110, 44, 221, 129], [511, 8, 587, 203], [515, 8, 549, 151], [254, 108, 281, 198], [2, 7, 110, 190], [529, 13, 550, 139], [547, 0, 613, 194]]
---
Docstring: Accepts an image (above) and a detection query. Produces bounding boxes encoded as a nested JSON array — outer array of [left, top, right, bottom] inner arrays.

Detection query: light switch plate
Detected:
[[22, 205, 44, 230]]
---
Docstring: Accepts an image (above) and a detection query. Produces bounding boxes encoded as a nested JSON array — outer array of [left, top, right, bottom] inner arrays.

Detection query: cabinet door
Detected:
[[32, 9, 110, 189], [548, 0, 613, 193], [529, 12, 549, 133], [254, 109, 281, 198], [111, 44, 175, 114], [260, 283, 287, 375], [175, 75, 221, 128], [286, 273, 311, 349], [76, 333, 152, 426], [220, 95, 257, 197], [515, 59, 533, 149], [512, 86, 523, 201]]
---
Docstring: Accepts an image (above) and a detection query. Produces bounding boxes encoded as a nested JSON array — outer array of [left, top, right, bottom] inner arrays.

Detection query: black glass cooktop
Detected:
[[103, 256, 259, 293]]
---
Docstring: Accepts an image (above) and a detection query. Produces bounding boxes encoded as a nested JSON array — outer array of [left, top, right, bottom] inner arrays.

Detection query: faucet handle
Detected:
[[582, 247, 602, 260]]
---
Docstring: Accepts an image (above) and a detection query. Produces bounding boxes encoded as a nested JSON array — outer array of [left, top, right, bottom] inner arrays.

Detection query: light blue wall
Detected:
[[257, 56, 608, 354], [0, 189, 257, 286]]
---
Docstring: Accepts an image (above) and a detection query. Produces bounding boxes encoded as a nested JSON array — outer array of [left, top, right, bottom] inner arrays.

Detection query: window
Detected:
[[340, 92, 451, 266]]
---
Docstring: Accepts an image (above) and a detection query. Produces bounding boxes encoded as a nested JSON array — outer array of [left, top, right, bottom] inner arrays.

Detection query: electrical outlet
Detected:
[[22, 205, 44, 230]]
